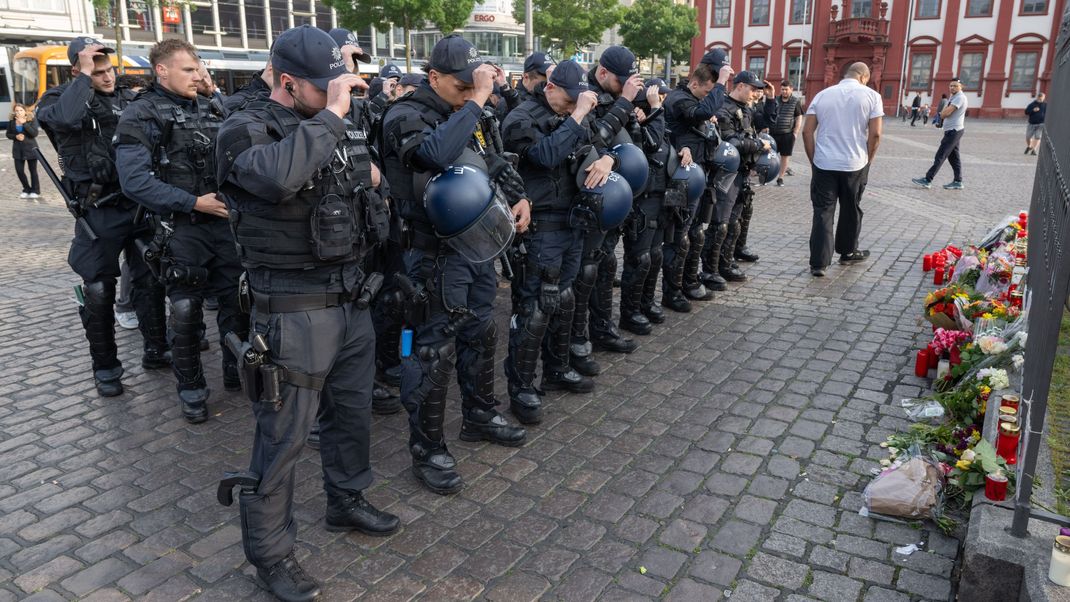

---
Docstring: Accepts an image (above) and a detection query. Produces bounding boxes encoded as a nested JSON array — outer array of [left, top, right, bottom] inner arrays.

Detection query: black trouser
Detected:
[[401, 249, 498, 445], [572, 228, 607, 345], [14, 157, 39, 194], [67, 201, 167, 371], [910, 108, 920, 126], [166, 217, 248, 392], [588, 226, 621, 339], [240, 301, 374, 569], [809, 164, 870, 268], [662, 186, 701, 295], [506, 224, 583, 389], [621, 195, 663, 312], [926, 129, 964, 182]]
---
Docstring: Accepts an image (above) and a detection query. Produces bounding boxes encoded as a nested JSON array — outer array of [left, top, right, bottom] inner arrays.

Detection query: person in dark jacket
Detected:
[[1025, 92, 1046, 155], [910, 93, 922, 126], [8, 104, 40, 198], [751, 82, 778, 133]]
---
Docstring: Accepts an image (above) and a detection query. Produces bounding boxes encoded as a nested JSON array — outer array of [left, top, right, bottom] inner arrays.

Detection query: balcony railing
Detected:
[[829, 17, 889, 42]]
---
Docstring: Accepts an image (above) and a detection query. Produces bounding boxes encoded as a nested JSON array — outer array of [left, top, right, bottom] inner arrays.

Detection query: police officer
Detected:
[[704, 71, 771, 285], [569, 45, 646, 376], [328, 27, 373, 75], [37, 37, 170, 396], [662, 49, 733, 310], [398, 73, 424, 95], [115, 39, 249, 423], [518, 52, 554, 103], [619, 79, 686, 334], [381, 35, 532, 494], [223, 61, 272, 113], [214, 26, 399, 601], [500, 60, 600, 422]]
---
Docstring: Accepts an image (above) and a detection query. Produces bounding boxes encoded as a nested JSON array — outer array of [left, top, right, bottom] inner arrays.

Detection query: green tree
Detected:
[[619, 0, 698, 76], [324, 0, 477, 72], [513, 0, 622, 58]]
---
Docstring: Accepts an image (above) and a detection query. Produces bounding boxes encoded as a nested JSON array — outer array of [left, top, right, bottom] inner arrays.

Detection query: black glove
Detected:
[[538, 281, 560, 315], [87, 154, 116, 185], [487, 154, 527, 205]]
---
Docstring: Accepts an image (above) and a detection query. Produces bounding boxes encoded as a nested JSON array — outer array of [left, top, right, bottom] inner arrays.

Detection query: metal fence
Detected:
[[1012, 4, 1070, 537]]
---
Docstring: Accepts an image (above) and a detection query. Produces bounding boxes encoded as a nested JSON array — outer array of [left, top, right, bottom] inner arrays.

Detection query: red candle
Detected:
[[1017, 229, 1027, 239], [915, 349, 930, 377], [927, 344, 939, 369], [997, 423, 1021, 465], [923, 254, 933, 272], [950, 346, 961, 365], [985, 473, 1009, 501], [934, 267, 944, 285], [934, 251, 946, 265], [948, 265, 956, 281]]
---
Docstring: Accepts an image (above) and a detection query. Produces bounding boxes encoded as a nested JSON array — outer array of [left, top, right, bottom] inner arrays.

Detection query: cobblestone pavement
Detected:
[[0, 118, 1038, 601]]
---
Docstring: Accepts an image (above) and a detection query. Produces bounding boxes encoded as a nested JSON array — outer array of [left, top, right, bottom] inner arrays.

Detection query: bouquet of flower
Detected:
[[942, 438, 1015, 504], [976, 250, 1015, 296], [924, 285, 978, 330], [932, 328, 971, 356]]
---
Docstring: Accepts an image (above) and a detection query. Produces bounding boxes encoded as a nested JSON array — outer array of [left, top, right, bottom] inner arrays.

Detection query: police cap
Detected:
[[548, 60, 589, 100], [327, 28, 372, 63], [272, 25, 348, 91], [368, 77, 383, 98], [523, 52, 554, 75], [645, 77, 671, 94], [428, 35, 482, 84], [400, 73, 425, 87], [380, 63, 403, 80], [733, 70, 764, 88], [68, 36, 115, 66], [599, 46, 638, 86], [700, 48, 728, 70]]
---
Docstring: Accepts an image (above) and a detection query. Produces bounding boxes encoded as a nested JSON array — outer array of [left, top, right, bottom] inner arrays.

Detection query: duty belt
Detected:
[[251, 289, 352, 313], [531, 211, 571, 232], [172, 211, 226, 225]]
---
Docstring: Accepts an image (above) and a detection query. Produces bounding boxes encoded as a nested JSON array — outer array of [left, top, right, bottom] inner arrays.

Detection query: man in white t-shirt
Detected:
[[802, 62, 884, 277], [913, 78, 967, 190]]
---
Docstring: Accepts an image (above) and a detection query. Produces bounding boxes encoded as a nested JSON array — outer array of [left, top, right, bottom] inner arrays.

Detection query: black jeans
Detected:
[[926, 129, 964, 182], [14, 158, 39, 194], [809, 164, 870, 268]]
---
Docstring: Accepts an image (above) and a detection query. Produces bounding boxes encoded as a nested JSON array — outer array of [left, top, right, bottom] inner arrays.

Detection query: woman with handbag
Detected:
[[7, 104, 40, 198]]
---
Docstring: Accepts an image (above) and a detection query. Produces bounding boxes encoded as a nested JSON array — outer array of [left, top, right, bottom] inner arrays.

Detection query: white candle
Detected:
[[1049, 535, 1070, 586]]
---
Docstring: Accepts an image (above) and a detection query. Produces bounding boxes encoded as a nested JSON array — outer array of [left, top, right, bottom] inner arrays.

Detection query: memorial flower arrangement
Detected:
[[875, 213, 1030, 519]]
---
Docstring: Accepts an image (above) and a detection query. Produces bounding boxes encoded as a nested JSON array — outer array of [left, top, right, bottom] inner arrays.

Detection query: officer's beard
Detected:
[[288, 88, 318, 118]]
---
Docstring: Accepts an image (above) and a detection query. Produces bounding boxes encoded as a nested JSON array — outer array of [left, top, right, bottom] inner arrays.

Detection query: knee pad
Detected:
[[634, 251, 651, 273], [83, 280, 117, 309], [475, 319, 497, 354], [417, 341, 456, 389], [170, 297, 204, 335], [558, 286, 575, 313], [577, 261, 598, 287]]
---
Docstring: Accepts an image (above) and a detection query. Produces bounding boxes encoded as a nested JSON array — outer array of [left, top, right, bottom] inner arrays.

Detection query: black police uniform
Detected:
[[619, 100, 668, 334], [115, 83, 248, 422], [500, 84, 594, 422], [704, 96, 761, 283], [222, 71, 271, 113], [662, 80, 727, 305], [381, 78, 527, 494], [216, 94, 399, 580], [569, 67, 639, 374], [37, 74, 170, 395]]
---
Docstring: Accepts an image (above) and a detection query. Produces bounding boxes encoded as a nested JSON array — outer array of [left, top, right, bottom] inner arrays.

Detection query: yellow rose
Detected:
[[955, 460, 972, 471]]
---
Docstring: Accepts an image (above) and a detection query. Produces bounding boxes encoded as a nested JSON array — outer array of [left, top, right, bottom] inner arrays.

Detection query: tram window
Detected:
[[0, 68, 11, 102]]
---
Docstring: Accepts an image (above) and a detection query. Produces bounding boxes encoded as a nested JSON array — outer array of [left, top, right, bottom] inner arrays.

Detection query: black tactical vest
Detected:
[[717, 99, 759, 167], [223, 101, 388, 271], [55, 90, 127, 183], [665, 88, 719, 167], [147, 91, 223, 197], [512, 97, 580, 214]]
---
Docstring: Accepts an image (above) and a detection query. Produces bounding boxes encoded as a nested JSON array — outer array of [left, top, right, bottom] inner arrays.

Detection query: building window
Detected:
[[789, 0, 810, 22], [909, 52, 934, 89], [269, 0, 289, 36], [712, 0, 731, 26], [1021, 0, 1047, 13], [751, 0, 770, 25], [851, 0, 872, 17], [245, 2, 268, 48], [916, 0, 941, 17], [1010, 50, 1039, 90], [748, 56, 766, 79], [786, 53, 806, 92], [966, 0, 993, 16], [958, 51, 984, 90]]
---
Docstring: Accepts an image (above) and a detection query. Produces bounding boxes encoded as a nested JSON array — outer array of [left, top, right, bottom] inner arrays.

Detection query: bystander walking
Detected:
[[913, 79, 968, 190], [1024, 92, 1046, 156], [803, 62, 883, 277]]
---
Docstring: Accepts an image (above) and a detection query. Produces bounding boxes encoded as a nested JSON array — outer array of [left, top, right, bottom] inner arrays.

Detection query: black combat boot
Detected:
[[568, 340, 601, 377], [94, 366, 124, 397], [325, 492, 400, 535], [734, 197, 759, 262], [223, 361, 241, 391], [257, 553, 321, 602], [641, 258, 666, 324], [460, 405, 527, 446], [372, 384, 402, 415], [719, 220, 747, 282], [700, 223, 729, 291], [411, 436, 463, 495]]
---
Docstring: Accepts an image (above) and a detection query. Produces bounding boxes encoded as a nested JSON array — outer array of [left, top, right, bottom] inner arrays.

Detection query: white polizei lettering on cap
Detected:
[[467, 47, 480, 64], [331, 47, 342, 61]]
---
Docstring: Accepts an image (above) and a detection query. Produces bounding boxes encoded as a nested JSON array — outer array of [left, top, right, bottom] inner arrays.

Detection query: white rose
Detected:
[[961, 449, 976, 462]]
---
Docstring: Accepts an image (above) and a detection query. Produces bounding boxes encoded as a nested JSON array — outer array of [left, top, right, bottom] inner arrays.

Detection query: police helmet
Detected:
[[754, 150, 782, 185], [609, 143, 649, 196], [424, 165, 516, 263], [671, 164, 706, 205], [577, 171, 633, 230], [712, 140, 741, 173], [757, 132, 777, 153]]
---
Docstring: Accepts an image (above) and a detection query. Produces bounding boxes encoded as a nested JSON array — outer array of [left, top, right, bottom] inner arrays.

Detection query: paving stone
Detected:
[[665, 578, 724, 602], [848, 557, 896, 586], [733, 494, 778, 524], [14, 555, 84, 594], [891, 549, 955, 577], [832, 534, 891, 560], [551, 567, 612, 601], [711, 520, 763, 556], [895, 568, 952, 599], [762, 532, 808, 558], [61, 558, 136, 597], [704, 473, 749, 497], [807, 571, 864, 602], [638, 547, 688, 580], [862, 586, 912, 602], [659, 518, 708, 551], [689, 550, 742, 586], [728, 579, 780, 601], [784, 498, 837, 527], [484, 571, 550, 602], [746, 552, 809, 589], [721, 452, 763, 476]]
